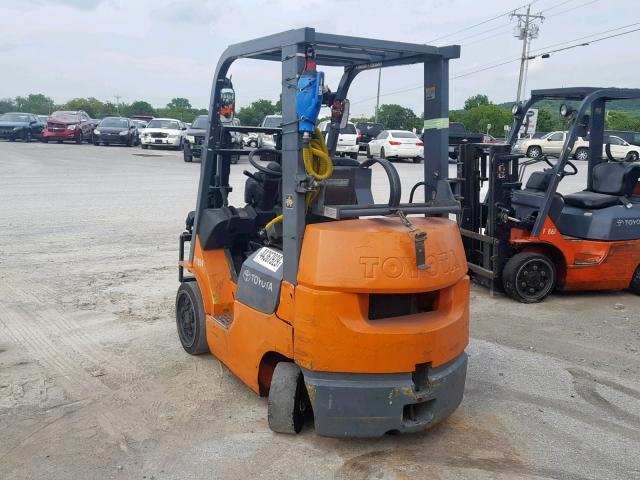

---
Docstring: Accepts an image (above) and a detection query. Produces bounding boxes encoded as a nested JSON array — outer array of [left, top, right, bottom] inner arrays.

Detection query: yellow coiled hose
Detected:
[[264, 127, 333, 231]]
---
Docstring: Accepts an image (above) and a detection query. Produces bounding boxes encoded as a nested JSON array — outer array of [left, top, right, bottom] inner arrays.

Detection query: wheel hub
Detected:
[[517, 260, 551, 298], [177, 293, 196, 344]]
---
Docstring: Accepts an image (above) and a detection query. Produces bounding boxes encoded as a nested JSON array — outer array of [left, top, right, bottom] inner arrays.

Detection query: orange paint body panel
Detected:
[[183, 217, 469, 392], [511, 217, 640, 291], [295, 217, 469, 372]]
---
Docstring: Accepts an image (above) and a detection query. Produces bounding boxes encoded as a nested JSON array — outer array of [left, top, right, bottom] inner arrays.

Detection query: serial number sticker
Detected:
[[254, 247, 284, 272]]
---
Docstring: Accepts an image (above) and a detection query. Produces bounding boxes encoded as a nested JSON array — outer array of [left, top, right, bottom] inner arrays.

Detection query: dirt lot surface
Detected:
[[1, 141, 639, 480]]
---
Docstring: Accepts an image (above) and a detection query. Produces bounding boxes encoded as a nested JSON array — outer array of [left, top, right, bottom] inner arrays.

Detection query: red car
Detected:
[[42, 110, 96, 144]]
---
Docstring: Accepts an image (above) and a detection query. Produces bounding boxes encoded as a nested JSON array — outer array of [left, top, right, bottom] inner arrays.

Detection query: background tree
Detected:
[[125, 101, 157, 117], [167, 98, 192, 109], [606, 110, 640, 131], [62, 97, 106, 118], [376, 104, 419, 130], [464, 94, 490, 110], [236, 99, 280, 126], [0, 98, 16, 114], [14, 94, 56, 115]]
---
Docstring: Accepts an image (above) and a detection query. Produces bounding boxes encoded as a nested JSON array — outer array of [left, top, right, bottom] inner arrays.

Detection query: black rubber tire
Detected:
[[574, 147, 589, 161], [629, 265, 640, 294], [57, 140, 63, 144], [175, 282, 209, 355], [503, 252, 556, 303], [268, 362, 308, 434], [183, 147, 193, 163], [248, 140, 257, 148], [626, 151, 639, 162], [41, 138, 48, 143], [9, 138, 15, 142], [413, 157, 422, 163], [350, 153, 359, 160], [93, 141, 99, 146], [380, 147, 386, 160], [526, 146, 542, 159], [141, 144, 148, 149], [24, 130, 32, 143], [76, 132, 83, 144], [126, 137, 133, 147], [366, 146, 373, 159]]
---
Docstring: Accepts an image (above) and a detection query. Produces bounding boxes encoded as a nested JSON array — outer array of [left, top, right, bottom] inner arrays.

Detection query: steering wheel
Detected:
[[540, 155, 555, 168], [562, 160, 578, 176], [359, 158, 401, 207], [248, 148, 282, 176]]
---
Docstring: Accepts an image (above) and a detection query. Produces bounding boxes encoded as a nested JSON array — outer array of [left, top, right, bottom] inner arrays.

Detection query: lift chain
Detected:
[[396, 211, 429, 271]]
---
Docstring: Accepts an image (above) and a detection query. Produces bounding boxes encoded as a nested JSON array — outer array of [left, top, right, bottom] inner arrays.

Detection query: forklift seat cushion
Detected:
[[563, 191, 619, 209], [563, 162, 640, 209]]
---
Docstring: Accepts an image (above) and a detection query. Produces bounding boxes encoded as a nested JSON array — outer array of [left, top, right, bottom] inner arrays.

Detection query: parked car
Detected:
[[139, 118, 186, 150], [367, 130, 423, 162], [42, 110, 96, 144], [605, 129, 640, 147], [184, 115, 207, 162], [513, 130, 640, 161], [446, 122, 483, 159], [318, 121, 359, 159], [355, 122, 383, 151], [0, 112, 45, 142], [243, 132, 258, 148], [257, 115, 282, 149], [130, 119, 147, 144], [92, 117, 138, 147]]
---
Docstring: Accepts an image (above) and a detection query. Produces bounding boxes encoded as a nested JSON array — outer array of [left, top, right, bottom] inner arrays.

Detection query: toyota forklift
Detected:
[[175, 28, 469, 437], [454, 87, 640, 303]]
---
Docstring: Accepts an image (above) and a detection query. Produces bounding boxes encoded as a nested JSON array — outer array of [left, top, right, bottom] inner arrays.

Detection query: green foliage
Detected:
[[62, 97, 107, 118], [167, 97, 192, 109], [0, 98, 16, 114], [606, 110, 640, 131], [125, 101, 157, 117], [450, 102, 512, 137], [236, 99, 280, 126], [14, 94, 56, 115], [464, 94, 490, 110], [376, 104, 420, 131]]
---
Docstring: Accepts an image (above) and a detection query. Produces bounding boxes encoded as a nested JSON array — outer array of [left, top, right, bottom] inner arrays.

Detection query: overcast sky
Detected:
[[2, 0, 639, 116]]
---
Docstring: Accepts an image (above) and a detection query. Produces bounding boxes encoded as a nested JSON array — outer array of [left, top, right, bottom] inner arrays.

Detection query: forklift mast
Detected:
[[191, 28, 461, 285]]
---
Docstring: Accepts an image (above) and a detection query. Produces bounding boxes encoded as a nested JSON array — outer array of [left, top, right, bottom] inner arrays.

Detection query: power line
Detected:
[[427, 1, 539, 43], [350, 25, 640, 107]]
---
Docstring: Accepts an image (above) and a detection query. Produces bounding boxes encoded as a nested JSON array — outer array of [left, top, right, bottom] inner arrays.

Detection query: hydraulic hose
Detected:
[[263, 127, 333, 232]]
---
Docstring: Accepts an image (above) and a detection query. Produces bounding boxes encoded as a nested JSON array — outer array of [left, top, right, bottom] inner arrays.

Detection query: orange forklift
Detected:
[[175, 28, 469, 437], [455, 88, 640, 303]]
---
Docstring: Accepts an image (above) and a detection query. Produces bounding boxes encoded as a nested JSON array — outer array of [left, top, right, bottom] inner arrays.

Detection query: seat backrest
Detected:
[[524, 170, 553, 191], [592, 162, 640, 196]]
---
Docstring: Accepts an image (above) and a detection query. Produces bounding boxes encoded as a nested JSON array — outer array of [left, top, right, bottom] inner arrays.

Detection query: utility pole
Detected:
[[114, 95, 122, 115], [512, 4, 544, 103], [374, 68, 381, 122]]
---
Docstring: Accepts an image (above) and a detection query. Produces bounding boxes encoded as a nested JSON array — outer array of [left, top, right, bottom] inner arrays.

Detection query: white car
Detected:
[[366, 130, 423, 163], [317, 121, 359, 160], [257, 115, 281, 149], [140, 118, 187, 150]]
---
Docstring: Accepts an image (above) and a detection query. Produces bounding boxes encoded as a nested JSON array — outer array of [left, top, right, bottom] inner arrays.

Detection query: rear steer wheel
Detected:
[[268, 362, 310, 434], [630, 266, 640, 295], [503, 252, 556, 303], [175, 282, 209, 355]]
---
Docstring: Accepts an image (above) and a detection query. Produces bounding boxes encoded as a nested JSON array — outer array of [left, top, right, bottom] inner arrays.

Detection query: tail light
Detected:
[[389, 140, 401, 145], [416, 141, 424, 146], [357, 129, 362, 140]]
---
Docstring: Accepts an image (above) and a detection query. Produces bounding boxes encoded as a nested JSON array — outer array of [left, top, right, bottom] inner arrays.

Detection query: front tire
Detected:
[[413, 157, 422, 163], [24, 130, 32, 142], [526, 145, 542, 159], [574, 147, 589, 161], [175, 282, 209, 355], [183, 146, 193, 162], [625, 151, 639, 162], [503, 252, 557, 303], [141, 144, 148, 149], [366, 146, 373, 159], [380, 147, 386, 160], [267, 362, 309, 434]]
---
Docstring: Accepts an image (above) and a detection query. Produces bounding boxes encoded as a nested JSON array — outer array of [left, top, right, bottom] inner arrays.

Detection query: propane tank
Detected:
[[296, 53, 324, 134]]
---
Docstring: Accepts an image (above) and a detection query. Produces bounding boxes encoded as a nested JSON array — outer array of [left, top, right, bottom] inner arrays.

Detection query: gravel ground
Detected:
[[0, 141, 639, 480]]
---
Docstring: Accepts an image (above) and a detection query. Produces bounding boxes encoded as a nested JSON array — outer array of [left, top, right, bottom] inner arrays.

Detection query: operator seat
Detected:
[[563, 162, 640, 209], [511, 169, 565, 222]]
